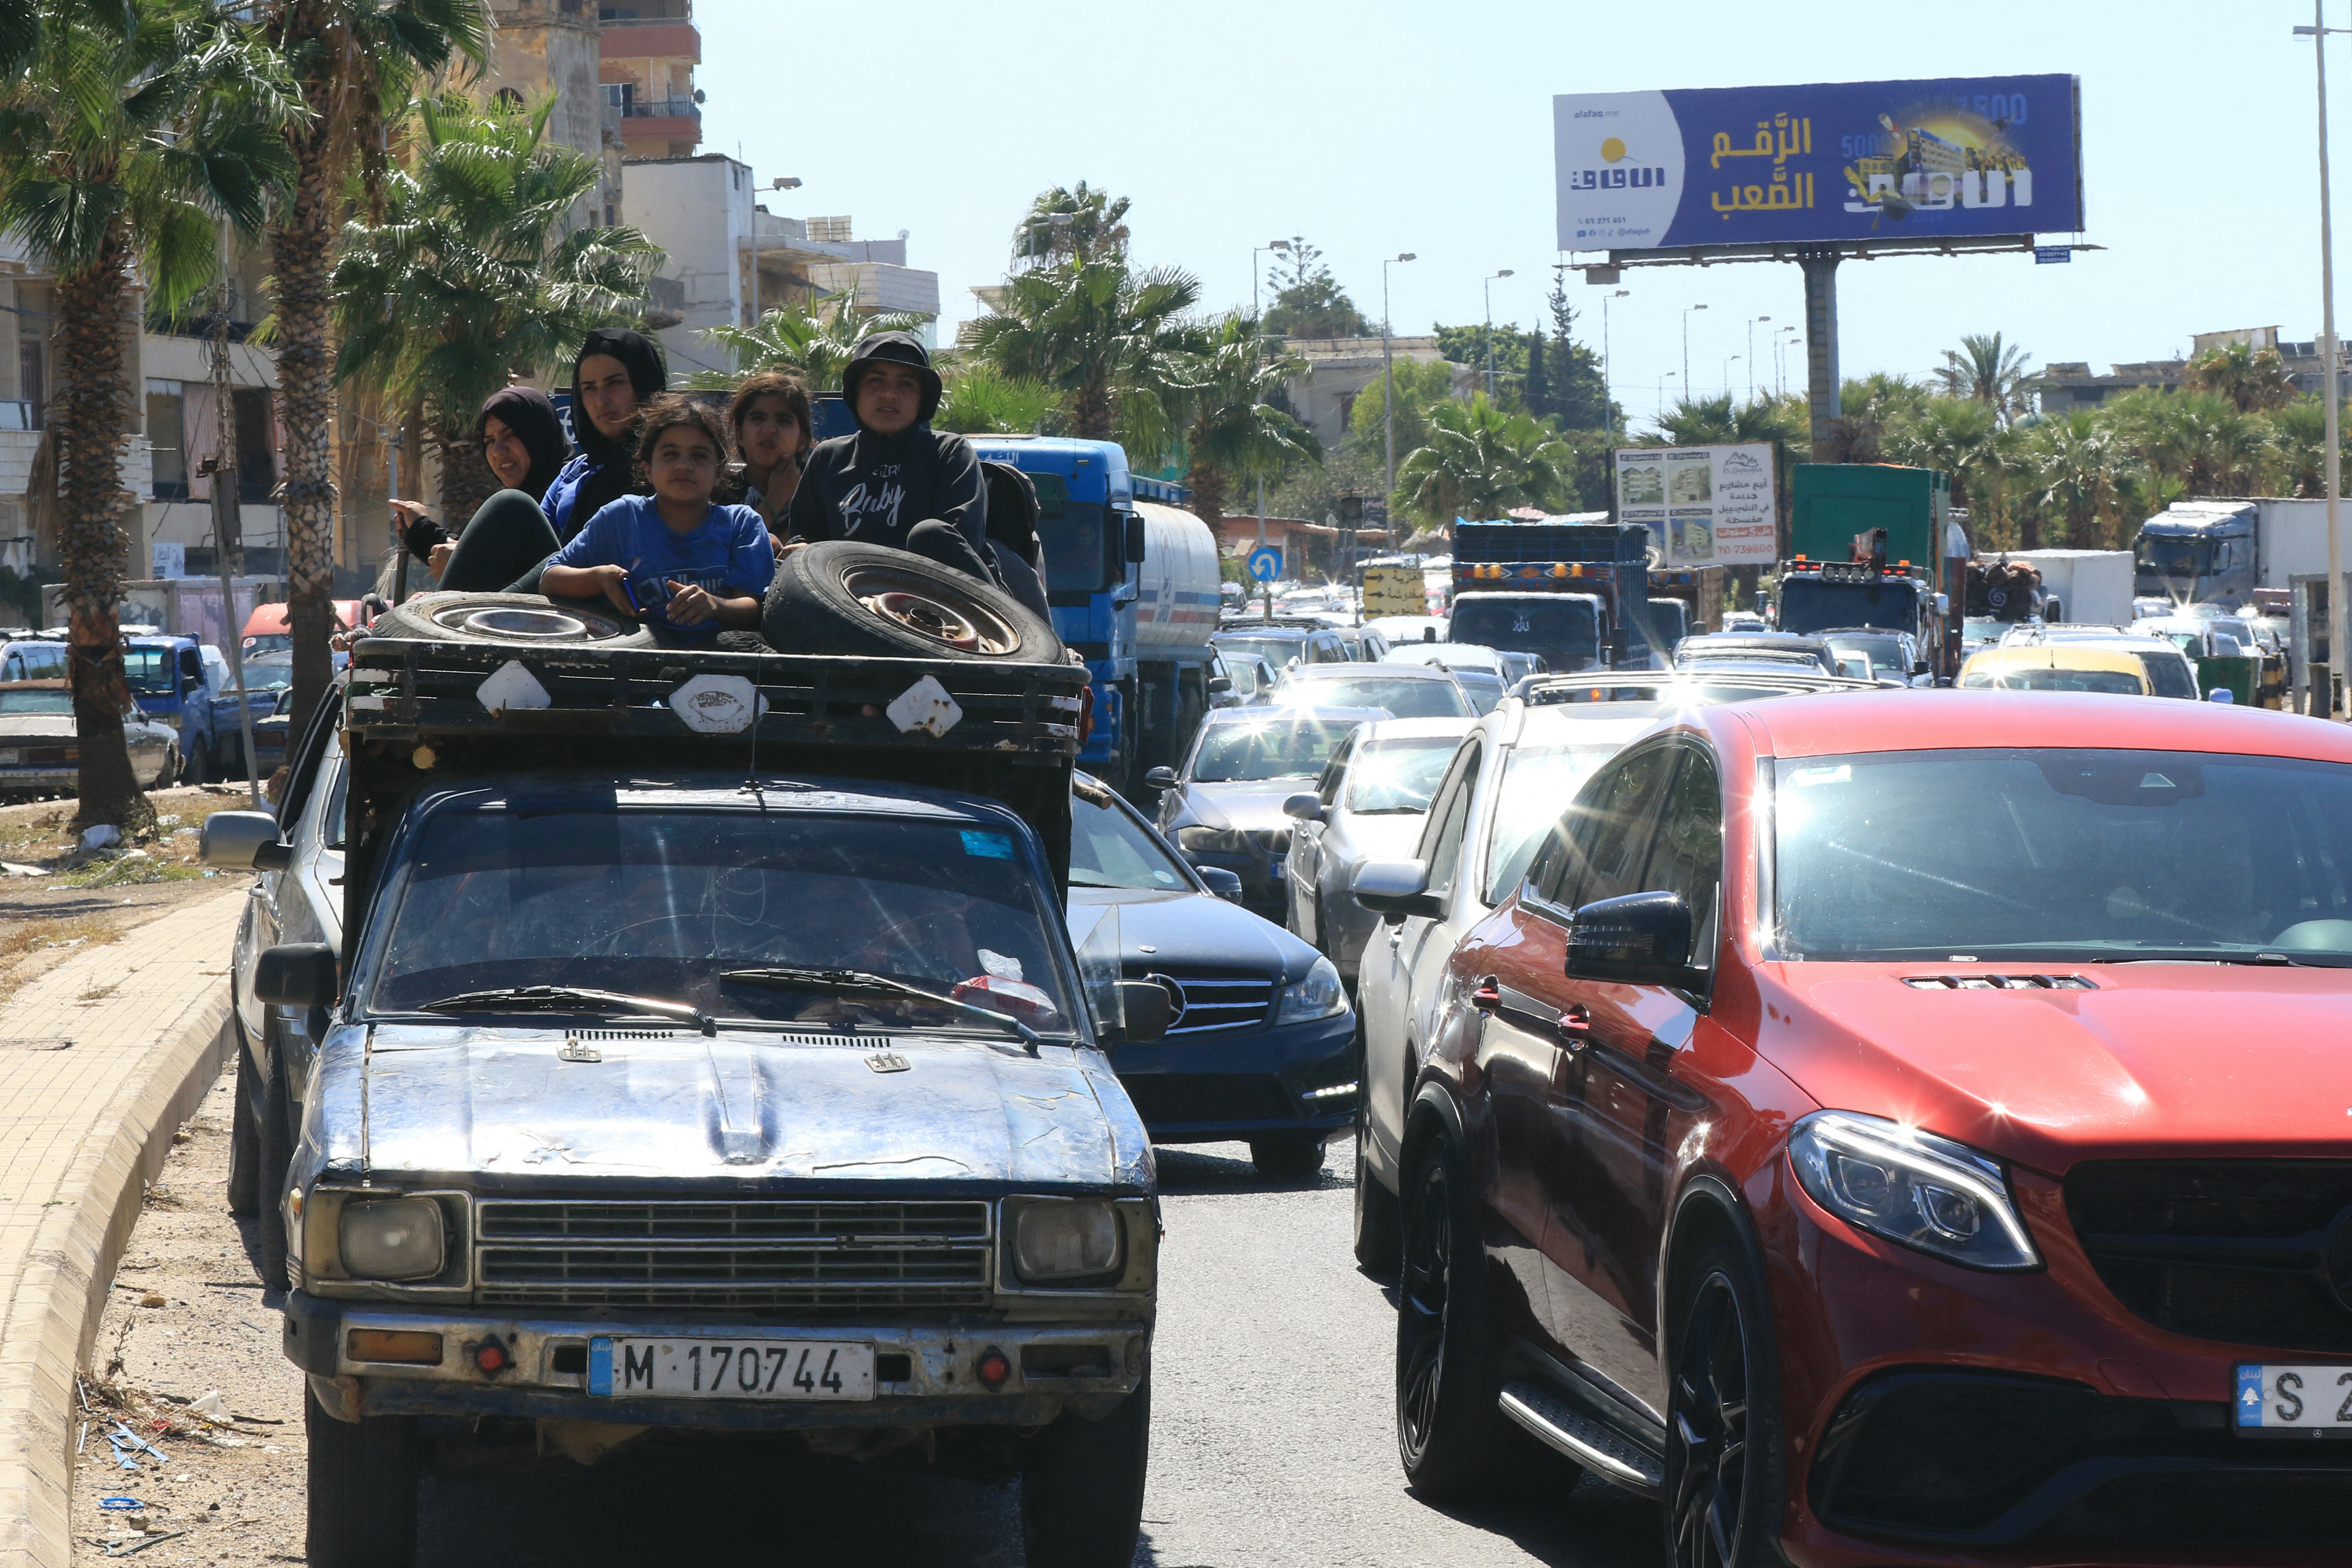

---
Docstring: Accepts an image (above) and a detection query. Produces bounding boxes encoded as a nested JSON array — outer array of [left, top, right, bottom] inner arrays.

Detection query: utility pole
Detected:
[[1382, 253, 1415, 544], [1601, 287, 1629, 447], [746, 173, 803, 329], [1747, 315, 1772, 403], [1482, 270, 1513, 401], [2307, 4, 2350, 718], [205, 252, 259, 805]]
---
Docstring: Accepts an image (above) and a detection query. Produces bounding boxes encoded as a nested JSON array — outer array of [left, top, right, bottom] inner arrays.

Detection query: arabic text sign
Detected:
[[1556, 76, 2081, 252], [1616, 446, 1776, 567]]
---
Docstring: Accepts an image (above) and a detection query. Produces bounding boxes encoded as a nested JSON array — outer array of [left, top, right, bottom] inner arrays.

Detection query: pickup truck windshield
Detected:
[[368, 808, 1079, 1032], [1777, 577, 1920, 637], [1774, 750, 2352, 962], [122, 647, 178, 697], [0, 689, 72, 716], [1447, 598, 1599, 670]]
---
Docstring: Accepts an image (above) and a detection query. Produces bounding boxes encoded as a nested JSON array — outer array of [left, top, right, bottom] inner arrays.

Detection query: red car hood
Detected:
[[1758, 961, 2352, 1174]]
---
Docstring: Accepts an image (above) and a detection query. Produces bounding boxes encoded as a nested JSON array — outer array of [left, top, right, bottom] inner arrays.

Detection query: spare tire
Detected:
[[368, 592, 655, 649], [761, 540, 1063, 664]]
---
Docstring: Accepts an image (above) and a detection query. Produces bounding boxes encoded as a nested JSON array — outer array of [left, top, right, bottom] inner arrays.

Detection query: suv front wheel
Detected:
[[1663, 1239, 1791, 1568], [1020, 1373, 1150, 1568]]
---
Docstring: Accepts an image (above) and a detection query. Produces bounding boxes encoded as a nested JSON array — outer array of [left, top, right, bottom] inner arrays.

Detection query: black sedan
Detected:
[[1068, 775, 1357, 1178]]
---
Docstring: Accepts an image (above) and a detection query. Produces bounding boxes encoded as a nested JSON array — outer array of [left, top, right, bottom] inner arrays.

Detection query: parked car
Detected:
[[1269, 661, 1475, 721], [1673, 631, 1839, 674], [0, 680, 179, 796], [1150, 705, 1389, 917], [1334, 625, 1391, 662], [1818, 627, 1930, 685], [1360, 689, 2352, 1566], [1960, 644, 2153, 694], [1214, 622, 1353, 672], [1280, 716, 1478, 982], [1068, 775, 1355, 1177], [1208, 650, 1278, 709]]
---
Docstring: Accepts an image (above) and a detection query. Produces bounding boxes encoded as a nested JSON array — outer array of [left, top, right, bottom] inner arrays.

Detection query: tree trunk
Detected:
[[1185, 461, 1228, 536], [2019, 512, 2043, 551], [273, 47, 339, 742], [51, 227, 150, 832], [436, 408, 499, 530], [1071, 372, 1113, 441]]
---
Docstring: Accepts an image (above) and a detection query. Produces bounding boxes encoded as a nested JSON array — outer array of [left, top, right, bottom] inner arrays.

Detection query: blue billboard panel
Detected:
[[1555, 76, 2081, 252]]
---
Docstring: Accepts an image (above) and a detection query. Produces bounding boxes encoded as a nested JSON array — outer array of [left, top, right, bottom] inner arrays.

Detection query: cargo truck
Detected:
[[2131, 497, 2343, 606], [1447, 520, 1654, 671], [1779, 464, 1956, 675]]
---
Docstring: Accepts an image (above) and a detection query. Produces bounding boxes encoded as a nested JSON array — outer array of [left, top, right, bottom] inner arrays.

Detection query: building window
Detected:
[[16, 338, 43, 430], [232, 388, 276, 504], [147, 388, 188, 500]]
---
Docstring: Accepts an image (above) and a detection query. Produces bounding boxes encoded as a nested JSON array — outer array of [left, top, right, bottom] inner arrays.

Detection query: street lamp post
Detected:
[[1747, 315, 1772, 403], [746, 174, 802, 328], [1601, 288, 1630, 446], [1382, 252, 1417, 542], [1723, 355, 1741, 399], [1658, 370, 1678, 424], [1681, 302, 1708, 392], [1251, 238, 1292, 589], [1483, 269, 1513, 401], [2301, 5, 2351, 717], [1778, 325, 1801, 399]]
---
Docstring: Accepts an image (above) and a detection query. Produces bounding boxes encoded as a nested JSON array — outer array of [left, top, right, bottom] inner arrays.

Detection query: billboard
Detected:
[[1556, 75, 2081, 252], [1616, 445, 1777, 567]]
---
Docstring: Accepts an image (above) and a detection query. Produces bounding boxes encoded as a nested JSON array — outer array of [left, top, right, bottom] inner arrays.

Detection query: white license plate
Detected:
[[588, 1337, 874, 1401], [2237, 1363, 2352, 1435]]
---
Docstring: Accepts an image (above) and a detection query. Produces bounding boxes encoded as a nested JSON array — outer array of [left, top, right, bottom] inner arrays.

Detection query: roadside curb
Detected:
[[0, 892, 243, 1568]]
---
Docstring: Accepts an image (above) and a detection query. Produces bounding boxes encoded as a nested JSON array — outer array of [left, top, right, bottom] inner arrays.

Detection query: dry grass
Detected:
[[0, 912, 123, 1012]]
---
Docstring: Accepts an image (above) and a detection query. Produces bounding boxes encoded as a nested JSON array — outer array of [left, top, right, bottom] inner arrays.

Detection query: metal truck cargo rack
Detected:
[[342, 637, 1087, 759]]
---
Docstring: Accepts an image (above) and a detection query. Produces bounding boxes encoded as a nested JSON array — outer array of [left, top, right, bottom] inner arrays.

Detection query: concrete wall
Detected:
[[622, 154, 748, 382], [483, 0, 616, 224]]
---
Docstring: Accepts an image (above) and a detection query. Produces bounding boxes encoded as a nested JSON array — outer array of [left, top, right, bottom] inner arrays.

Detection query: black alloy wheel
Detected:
[[1664, 1244, 1789, 1568], [1352, 1108, 1402, 1274], [255, 1035, 293, 1289], [225, 1029, 261, 1217]]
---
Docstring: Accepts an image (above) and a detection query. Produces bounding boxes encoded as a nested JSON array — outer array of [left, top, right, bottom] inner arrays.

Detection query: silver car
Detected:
[[1268, 660, 1475, 721], [0, 679, 179, 795], [1280, 716, 1477, 982]]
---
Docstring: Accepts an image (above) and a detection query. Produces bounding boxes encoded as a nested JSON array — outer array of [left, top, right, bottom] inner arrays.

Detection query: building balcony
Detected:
[[597, 17, 699, 60], [615, 93, 699, 120]]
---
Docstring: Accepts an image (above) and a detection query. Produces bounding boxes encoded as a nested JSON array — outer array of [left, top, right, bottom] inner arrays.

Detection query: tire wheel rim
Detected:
[[842, 566, 1018, 655], [1396, 1157, 1452, 1466], [1670, 1269, 1753, 1568], [434, 605, 605, 641]]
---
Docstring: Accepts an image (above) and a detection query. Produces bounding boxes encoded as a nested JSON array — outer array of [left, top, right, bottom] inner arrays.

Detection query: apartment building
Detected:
[[596, 0, 702, 160]]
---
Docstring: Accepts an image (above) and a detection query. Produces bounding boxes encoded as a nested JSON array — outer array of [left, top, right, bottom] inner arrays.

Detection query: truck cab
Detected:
[[2132, 501, 2259, 606], [1447, 520, 1655, 671], [1774, 556, 1946, 658]]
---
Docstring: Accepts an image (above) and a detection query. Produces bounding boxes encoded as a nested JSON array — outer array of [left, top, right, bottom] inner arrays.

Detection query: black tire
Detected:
[[256, 1033, 292, 1289], [1353, 1112, 1402, 1275], [1395, 1134, 1553, 1498], [1250, 1132, 1327, 1179], [180, 738, 205, 787], [226, 1027, 260, 1217], [713, 629, 772, 655], [369, 590, 655, 649], [305, 1384, 419, 1568], [761, 540, 1063, 664], [1663, 1240, 1792, 1568], [1021, 1373, 1150, 1568], [160, 745, 183, 790]]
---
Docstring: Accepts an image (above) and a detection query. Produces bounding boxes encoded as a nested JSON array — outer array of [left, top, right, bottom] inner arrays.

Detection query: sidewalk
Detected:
[[0, 888, 244, 1568]]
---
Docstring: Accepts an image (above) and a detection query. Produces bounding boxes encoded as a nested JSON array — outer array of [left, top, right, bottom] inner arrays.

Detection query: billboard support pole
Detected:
[[2316, 0, 2347, 718], [1799, 249, 1841, 457]]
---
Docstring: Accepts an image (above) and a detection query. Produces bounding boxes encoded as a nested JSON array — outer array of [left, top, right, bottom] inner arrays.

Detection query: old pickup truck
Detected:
[[200, 581, 1169, 1568]]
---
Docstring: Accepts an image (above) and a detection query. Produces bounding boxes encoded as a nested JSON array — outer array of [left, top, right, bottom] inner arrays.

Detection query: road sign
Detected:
[[1247, 546, 1283, 583], [2034, 245, 2072, 264]]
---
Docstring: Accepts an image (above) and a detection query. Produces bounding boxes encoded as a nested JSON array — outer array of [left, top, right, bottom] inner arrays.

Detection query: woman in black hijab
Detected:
[[392, 387, 574, 589], [543, 327, 665, 537]]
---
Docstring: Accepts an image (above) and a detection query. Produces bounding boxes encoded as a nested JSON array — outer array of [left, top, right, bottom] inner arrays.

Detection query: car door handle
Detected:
[[1388, 925, 1405, 949], [1557, 1006, 1591, 1047], [1470, 977, 1502, 1012]]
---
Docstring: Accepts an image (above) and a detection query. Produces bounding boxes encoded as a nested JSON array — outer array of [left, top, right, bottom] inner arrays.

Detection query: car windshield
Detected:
[[1070, 792, 1191, 892], [1, 644, 66, 680], [1280, 675, 1469, 719], [122, 647, 176, 697], [1827, 633, 1906, 673], [365, 808, 1079, 1033], [0, 689, 72, 716], [1456, 676, 1505, 715], [1779, 576, 1918, 636], [239, 655, 294, 691], [1963, 665, 2144, 694], [1345, 737, 1464, 814], [1773, 749, 2352, 962], [1216, 635, 1308, 669], [1189, 714, 1359, 783], [1486, 742, 1627, 902], [2131, 651, 2199, 699], [1448, 598, 1600, 668]]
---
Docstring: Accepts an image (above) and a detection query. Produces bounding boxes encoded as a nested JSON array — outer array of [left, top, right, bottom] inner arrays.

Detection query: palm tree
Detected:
[[2025, 411, 2128, 548], [1934, 332, 2034, 422], [1651, 393, 1809, 554], [933, 363, 1060, 436], [1160, 313, 1320, 528], [331, 94, 660, 524], [2104, 388, 2273, 498], [1010, 182, 1129, 269], [695, 284, 931, 393], [967, 257, 1203, 440], [1395, 395, 1573, 527], [2268, 396, 2328, 496], [0, 0, 294, 828], [1884, 396, 2001, 512], [254, 0, 487, 736], [2184, 339, 2297, 414]]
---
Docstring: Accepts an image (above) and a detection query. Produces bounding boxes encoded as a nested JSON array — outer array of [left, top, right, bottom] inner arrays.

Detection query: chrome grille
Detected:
[[472, 1199, 991, 1310], [1132, 968, 1275, 1036]]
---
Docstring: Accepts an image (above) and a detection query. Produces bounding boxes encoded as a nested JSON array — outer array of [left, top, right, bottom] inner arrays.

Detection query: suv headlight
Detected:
[[1274, 957, 1347, 1024], [1789, 1111, 2039, 1271], [338, 1197, 446, 1281], [1009, 1199, 1124, 1284], [1176, 825, 1248, 855]]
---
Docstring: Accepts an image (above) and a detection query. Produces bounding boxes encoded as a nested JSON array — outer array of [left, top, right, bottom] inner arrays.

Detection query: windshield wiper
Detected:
[[719, 966, 1045, 1054], [418, 986, 716, 1034]]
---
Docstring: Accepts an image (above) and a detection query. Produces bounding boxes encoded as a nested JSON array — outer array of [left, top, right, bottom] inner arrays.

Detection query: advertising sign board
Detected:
[[1556, 75, 2081, 252], [1616, 446, 1777, 567], [1360, 564, 1427, 618]]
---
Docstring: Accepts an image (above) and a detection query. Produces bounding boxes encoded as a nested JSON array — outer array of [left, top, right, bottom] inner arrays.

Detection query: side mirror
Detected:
[[1124, 513, 1149, 563], [1144, 766, 1179, 791], [178, 648, 204, 687], [254, 942, 338, 1009], [200, 809, 291, 871], [2043, 596, 2063, 624], [1353, 858, 1441, 921], [1282, 792, 1325, 824], [1207, 675, 1232, 694], [1565, 891, 1703, 989], [1112, 978, 1171, 1044], [1912, 659, 1931, 676], [1933, 592, 1950, 616], [1196, 865, 1244, 902]]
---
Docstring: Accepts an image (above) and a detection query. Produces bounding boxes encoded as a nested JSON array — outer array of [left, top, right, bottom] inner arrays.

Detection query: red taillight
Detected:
[[976, 1348, 1011, 1389]]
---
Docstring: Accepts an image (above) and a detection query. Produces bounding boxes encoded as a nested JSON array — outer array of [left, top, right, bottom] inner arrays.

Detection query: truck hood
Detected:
[[335, 1025, 1149, 1192], [1760, 961, 2352, 1172]]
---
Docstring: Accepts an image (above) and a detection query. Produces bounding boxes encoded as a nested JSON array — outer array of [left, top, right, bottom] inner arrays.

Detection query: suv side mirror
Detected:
[[1124, 513, 1148, 563], [254, 942, 338, 1009], [1282, 792, 1324, 823], [1207, 674, 1232, 694], [1565, 891, 1702, 989], [1354, 859, 1441, 921], [1195, 865, 1244, 902], [178, 647, 204, 687], [200, 809, 291, 871], [1912, 659, 1931, 676], [1144, 766, 1179, 790], [1111, 979, 1171, 1044]]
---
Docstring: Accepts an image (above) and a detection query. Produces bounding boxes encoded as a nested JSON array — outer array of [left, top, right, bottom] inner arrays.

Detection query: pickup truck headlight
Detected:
[[1009, 1199, 1124, 1284], [1789, 1111, 2039, 1272], [1274, 957, 1347, 1024], [338, 1197, 446, 1281]]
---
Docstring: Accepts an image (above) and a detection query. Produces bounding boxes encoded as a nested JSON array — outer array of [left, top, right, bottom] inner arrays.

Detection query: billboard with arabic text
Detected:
[[1556, 75, 2081, 252], [1615, 445, 1777, 568]]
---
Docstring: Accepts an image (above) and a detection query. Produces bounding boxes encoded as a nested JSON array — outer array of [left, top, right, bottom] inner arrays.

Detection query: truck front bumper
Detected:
[[284, 1290, 1148, 1430]]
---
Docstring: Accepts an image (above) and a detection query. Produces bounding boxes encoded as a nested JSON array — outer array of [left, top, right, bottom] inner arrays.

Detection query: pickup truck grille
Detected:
[[472, 1198, 992, 1310]]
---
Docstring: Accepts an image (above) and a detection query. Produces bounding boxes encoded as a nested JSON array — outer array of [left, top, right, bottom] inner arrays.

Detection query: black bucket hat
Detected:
[[841, 331, 943, 425]]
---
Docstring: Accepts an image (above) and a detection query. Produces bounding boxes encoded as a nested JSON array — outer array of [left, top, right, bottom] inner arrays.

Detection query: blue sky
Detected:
[[698, 0, 2340, 434]]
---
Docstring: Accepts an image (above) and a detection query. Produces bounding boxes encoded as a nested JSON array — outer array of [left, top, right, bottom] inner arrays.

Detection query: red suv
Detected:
[[1361, 691, 2352, 1566]]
